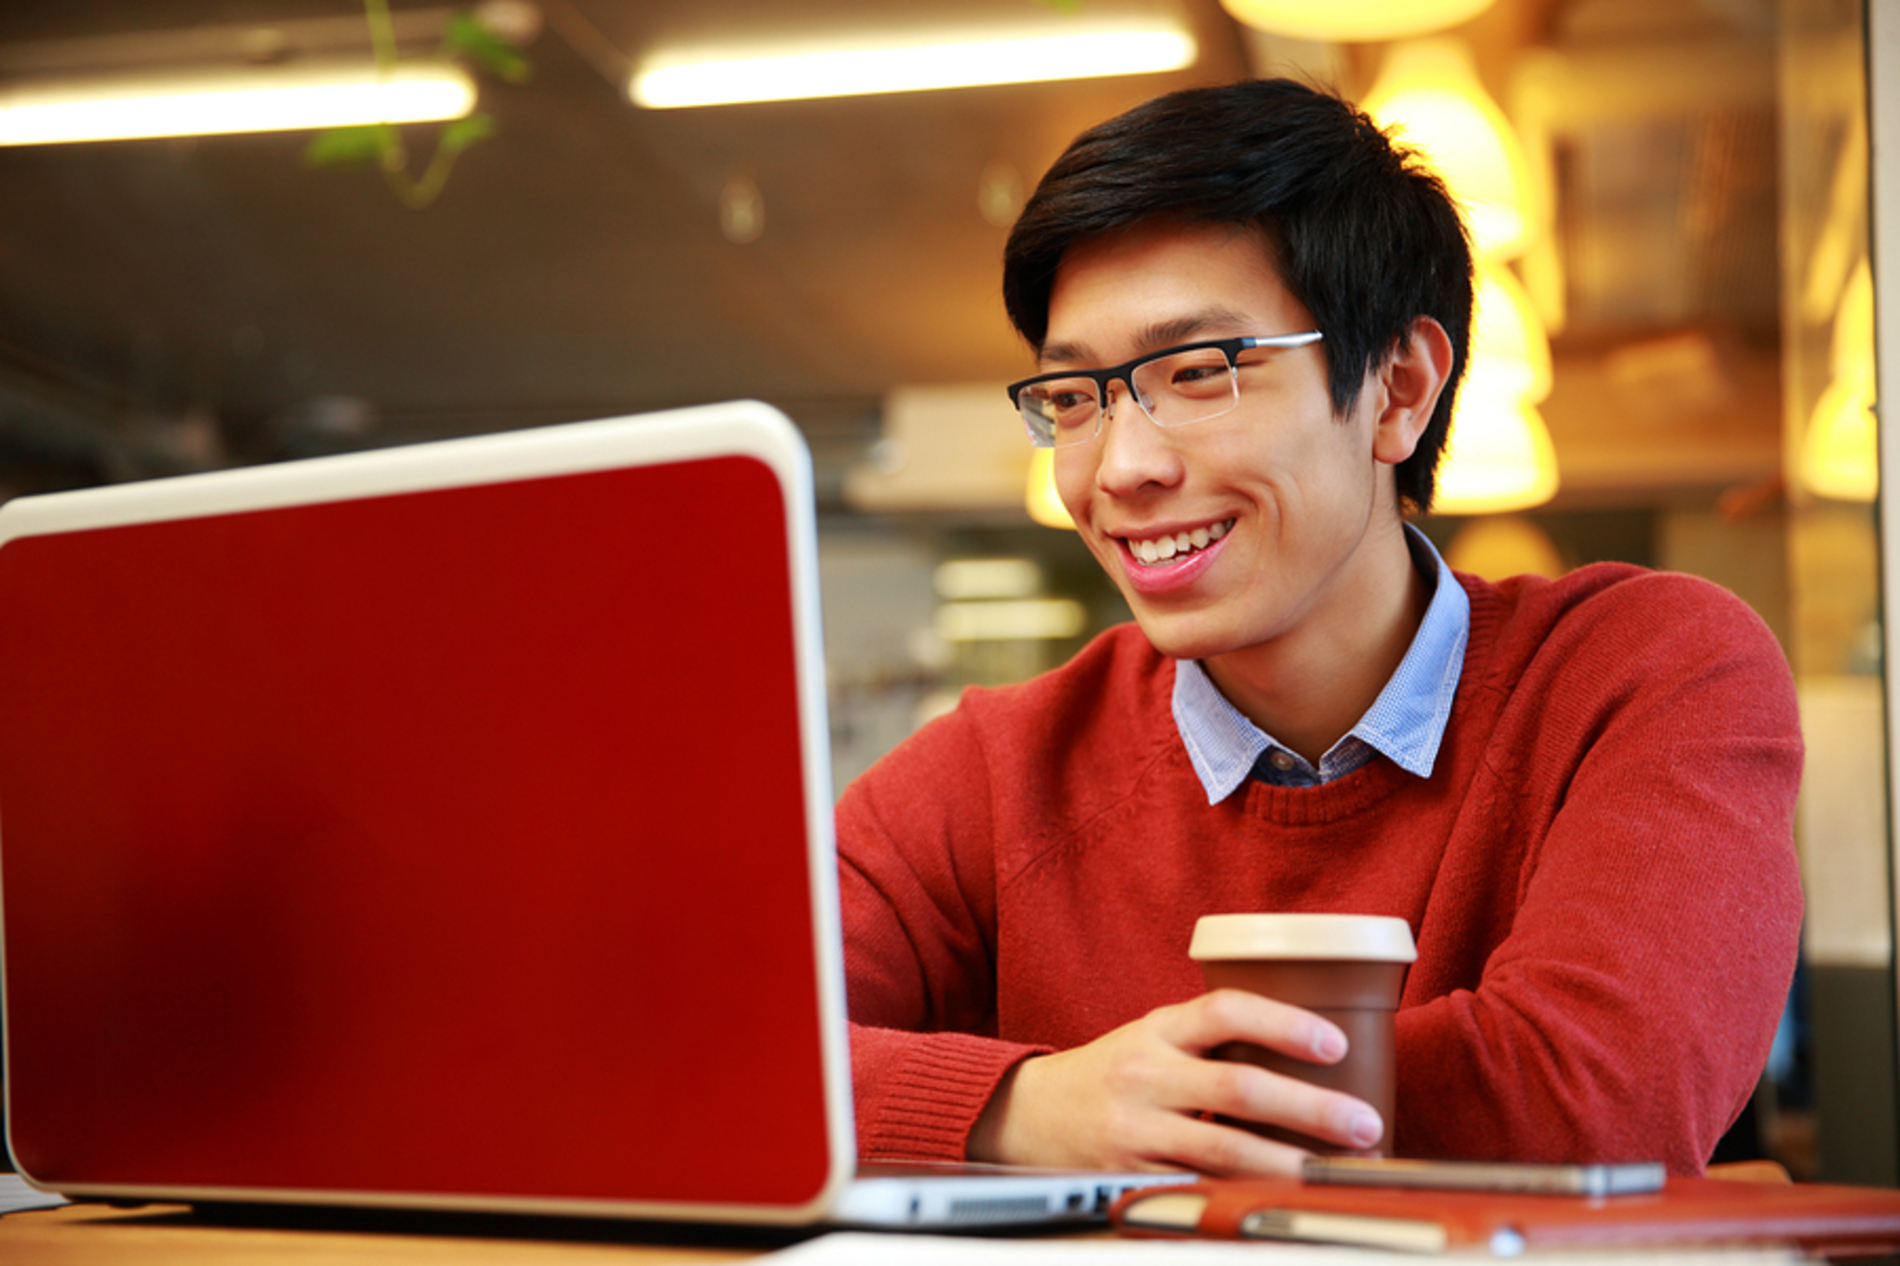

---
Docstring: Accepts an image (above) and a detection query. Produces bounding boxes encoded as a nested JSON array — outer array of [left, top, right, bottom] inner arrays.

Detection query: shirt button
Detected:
[[1268, 751, 1297, 771]]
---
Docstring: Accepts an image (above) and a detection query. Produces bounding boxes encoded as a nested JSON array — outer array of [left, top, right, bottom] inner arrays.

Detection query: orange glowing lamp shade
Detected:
[[1218, 0, 1496, 41], [1472, 264, 1552, 403], [1434, 366, 1559, 515], [1802, 257, 1878, 503], [1026, 447, 1075, 529], [1362, 39, 1534, 261], [1803, 374, 1877, 503]]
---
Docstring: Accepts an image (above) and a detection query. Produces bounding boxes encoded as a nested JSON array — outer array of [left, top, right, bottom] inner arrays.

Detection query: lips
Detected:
[[1123, 518, 1235, 566]]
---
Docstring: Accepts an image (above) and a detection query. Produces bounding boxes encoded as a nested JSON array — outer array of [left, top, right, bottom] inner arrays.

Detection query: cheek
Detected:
[[1053, 449, 1095, 515]]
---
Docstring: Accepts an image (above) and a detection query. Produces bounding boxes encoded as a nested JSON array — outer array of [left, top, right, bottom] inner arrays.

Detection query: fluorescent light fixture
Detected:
[[631, 23, 1197, 108], [934, 558, 1043, 601], [0, 61, 476, 146], [935, 598, 1088, 643]]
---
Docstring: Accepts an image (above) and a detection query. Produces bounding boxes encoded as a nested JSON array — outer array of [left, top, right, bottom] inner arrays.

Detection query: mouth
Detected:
[[1122, 518, 1236, 567]]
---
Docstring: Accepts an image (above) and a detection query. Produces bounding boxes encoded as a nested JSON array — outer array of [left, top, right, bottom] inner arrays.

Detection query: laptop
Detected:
[[0, 400, 1184, 1230]]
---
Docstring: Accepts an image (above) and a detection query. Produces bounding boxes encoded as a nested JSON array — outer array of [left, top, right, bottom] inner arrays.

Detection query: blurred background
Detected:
[[0, 0, 1888, 1185]]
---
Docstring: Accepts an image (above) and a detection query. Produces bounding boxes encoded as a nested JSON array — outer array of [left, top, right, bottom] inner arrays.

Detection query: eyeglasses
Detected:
[[1006, 332, 1325, 449]]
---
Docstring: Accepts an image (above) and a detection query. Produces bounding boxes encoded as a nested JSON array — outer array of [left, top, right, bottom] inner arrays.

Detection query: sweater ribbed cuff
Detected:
[[857, 1031, 1049, 1162]]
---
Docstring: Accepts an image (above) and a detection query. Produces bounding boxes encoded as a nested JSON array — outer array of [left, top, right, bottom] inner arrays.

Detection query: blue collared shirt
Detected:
[[1171, 525, 1469, 802]]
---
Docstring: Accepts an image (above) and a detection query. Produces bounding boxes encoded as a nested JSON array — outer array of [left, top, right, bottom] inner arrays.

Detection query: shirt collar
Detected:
[[1171, 524, 1470, 804]]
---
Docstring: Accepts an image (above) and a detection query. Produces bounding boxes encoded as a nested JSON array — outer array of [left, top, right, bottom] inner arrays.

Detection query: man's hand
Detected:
[[966, 988, 1384, 1175]]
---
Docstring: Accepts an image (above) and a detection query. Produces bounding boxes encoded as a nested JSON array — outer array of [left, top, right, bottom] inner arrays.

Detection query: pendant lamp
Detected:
[[1362, 38, 1534, 261], [1802, 258, 1878, 502], [1218, 0, 1496, 43], [1435, 363, 1560, 515], [1026, 447, 1076, 529], [1472, 263, 1552, 402]]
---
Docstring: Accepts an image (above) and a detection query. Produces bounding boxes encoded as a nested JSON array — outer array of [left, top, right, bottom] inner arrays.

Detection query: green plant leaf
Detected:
[[303, 124, 397, 168], [446, 10, 531, 83], [440, 112, 498, 154]]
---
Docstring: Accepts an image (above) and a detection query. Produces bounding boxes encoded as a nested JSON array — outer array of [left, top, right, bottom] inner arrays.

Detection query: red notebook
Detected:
[[1114, 1174, 1900, 1256]]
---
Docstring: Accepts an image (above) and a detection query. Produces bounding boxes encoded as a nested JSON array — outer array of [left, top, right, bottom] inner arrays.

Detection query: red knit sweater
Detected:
[[836, 564, 1804, 1176]]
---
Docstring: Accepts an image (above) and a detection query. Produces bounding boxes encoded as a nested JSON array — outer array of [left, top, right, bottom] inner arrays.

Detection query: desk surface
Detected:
[[0, 1200, 792, 1264]]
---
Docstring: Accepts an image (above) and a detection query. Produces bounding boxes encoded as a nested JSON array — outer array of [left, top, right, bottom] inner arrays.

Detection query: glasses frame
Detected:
[[1006, 331, 1325, 449]]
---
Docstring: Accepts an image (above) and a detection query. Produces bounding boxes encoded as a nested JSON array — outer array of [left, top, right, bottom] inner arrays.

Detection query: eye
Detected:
[[1030, 380, 1098, 419], [1153, 351, 1234, 399], [1020, 383, 1098, 441]]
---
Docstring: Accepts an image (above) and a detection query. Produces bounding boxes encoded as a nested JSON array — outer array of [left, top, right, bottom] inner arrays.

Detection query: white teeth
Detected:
[[1127, 518, 1236, 566]]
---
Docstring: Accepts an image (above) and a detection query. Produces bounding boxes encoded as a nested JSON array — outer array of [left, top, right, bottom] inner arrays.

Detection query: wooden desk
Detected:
[[0, 1200, 803, 1264]]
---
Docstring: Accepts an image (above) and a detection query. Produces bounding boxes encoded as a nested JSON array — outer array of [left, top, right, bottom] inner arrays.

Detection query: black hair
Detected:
[[1002, 78, 1472, 512]]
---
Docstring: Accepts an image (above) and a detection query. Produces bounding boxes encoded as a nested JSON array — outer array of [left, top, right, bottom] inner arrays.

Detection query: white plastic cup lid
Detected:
[[1189, 913, 1418, 963]]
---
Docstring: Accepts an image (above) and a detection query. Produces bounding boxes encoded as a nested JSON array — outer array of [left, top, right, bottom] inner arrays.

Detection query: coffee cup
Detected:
[[1189, 912, 1416, 1153]]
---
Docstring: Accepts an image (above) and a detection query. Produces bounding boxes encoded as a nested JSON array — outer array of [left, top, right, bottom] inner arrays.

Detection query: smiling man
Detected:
[[835, 79, 1802, 1178]]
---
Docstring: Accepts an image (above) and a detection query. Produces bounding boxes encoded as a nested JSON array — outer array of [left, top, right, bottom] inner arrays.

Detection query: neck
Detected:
[[1202, 523, 1432, 766]]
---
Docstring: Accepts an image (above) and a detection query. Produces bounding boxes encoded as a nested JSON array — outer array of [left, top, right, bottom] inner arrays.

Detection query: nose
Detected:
[[1093, 379, 1185, 497]]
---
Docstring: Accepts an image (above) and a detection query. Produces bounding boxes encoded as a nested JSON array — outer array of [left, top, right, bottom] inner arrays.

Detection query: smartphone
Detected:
[[1301, 1157, 1667, 1197]]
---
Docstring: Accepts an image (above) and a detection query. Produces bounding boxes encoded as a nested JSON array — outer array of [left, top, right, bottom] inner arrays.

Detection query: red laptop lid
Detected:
[[0, 402, 851, 1221]]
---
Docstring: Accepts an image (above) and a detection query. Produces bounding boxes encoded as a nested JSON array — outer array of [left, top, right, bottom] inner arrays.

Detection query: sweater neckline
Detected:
[[1231, 751, 1418, 825]]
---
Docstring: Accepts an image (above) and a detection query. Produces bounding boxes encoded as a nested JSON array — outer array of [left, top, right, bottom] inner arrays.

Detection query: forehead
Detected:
[[1042, 220, 1307, 361]]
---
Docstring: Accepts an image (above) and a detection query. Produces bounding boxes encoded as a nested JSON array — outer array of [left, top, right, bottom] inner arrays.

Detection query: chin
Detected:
[[1125, 610, 1234, 662]]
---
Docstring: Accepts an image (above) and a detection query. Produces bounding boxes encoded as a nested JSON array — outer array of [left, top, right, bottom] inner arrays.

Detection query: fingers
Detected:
[[1141, 1110, 1314, 1178], [1180, 1054, 1385, 1154], [967, 992, 1384, 1176], [1161, 988, 1348, 1065], [998, 1045, 1329, 1176], [1147, 990, 1383, 1152]]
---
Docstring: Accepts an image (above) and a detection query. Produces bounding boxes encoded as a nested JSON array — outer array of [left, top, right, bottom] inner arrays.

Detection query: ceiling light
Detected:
[[631, 23, 1196, 109], [1362, 38, 1533, 260], [934, 558, 1043, 601], [1218, 0, 1495, 42], [0, 61, 475, 146], [935, 598, 1087, 643]]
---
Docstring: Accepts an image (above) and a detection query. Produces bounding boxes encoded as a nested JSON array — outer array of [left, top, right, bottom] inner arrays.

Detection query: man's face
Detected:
[[1045, 219, 1405, 664]]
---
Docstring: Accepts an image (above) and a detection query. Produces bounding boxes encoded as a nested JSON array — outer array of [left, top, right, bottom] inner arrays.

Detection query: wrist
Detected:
[[967, 1056, 1035, 1163]]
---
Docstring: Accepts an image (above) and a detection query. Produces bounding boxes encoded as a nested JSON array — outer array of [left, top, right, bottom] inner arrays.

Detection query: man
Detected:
[[836, 79, 1801, 1178]]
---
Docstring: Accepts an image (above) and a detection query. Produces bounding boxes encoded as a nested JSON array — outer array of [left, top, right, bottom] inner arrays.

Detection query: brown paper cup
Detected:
[[1189, 913, 1416, 1154]]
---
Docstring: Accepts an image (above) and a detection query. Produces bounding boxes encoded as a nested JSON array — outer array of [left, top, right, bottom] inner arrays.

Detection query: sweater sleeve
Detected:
[[1393, 572, 1804, 1175], [834, 700, 1051, 1161]]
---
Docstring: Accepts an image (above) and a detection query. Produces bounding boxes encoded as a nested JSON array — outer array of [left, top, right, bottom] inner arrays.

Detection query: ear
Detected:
[[1369, 316, 1453, 467]]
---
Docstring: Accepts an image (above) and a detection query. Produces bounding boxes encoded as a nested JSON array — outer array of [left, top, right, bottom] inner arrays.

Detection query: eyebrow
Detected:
[[1038, 306, 1260, 368]]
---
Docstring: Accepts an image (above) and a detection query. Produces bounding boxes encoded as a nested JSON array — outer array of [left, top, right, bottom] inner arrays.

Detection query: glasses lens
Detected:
[[1018, 378, 1101, 448], [1131, 347, 1238, 427]]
